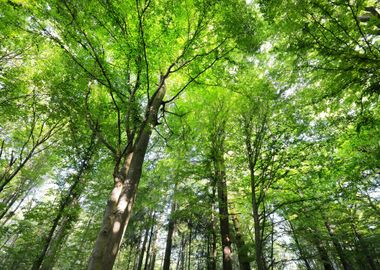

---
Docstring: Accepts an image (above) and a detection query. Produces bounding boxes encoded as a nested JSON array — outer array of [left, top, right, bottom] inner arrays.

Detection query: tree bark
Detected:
[[288, 220, 312, 270], [244, 117, 266, 270], [232, 213, 251, 270], [211, 118, 233, 270], [40, 215, 73, 270], [352, 224, 378, 270], [163, 200, 176, 270], [148, 229, 158, 270], [88, 81, 166, 270], [324, 221, 351, 270], [137, 226, 150, 270], [32, 141, 93, 270], [176, 234, 185, 270], [143, 222, 155, 270], [315, 240, 333, 270], [188, 225, 192, 270]]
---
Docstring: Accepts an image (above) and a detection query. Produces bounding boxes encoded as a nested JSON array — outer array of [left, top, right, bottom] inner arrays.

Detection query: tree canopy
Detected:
[[0, 0, 379, 269]]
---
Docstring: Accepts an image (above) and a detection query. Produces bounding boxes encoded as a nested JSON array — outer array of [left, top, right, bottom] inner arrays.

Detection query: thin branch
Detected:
[[164, 47, 233, 104]]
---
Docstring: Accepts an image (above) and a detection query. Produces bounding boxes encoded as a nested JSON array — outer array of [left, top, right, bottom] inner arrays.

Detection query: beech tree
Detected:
[[0, 0, 379, 270]]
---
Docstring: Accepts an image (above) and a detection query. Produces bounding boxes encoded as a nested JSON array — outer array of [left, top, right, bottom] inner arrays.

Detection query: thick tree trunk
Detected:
[[232, 213, 251, 270], [163, 200, 176, 270], [88, 83, 166, 270]]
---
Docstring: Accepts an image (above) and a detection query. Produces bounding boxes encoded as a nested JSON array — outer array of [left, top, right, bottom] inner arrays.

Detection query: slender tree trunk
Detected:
[[250, 172, 265, 270], [324, 221, 351, 270], [210, 114, 232, 270], [148, 230, 158, 270], [1, 189, 29, 226], [88, 83, 166, 270], [244, 118, 266, 270], [40, 215, 72, 270], [188, 225, 192, 270], [0, 187, 22, 220], [137, 226, 150, 270], [208, 182, 217, 270], [176, 234, 185, 270], [352, 224, 378, 270], [0, 148, 36, 193], [32, 142, 94, 270], [143, 223, 155, 270], [232, 213, 251, 270], [163, 200, 177, 270], [315, 241, 333, 270], [132, 248, 139, 270], [288, 221, 311, 270]]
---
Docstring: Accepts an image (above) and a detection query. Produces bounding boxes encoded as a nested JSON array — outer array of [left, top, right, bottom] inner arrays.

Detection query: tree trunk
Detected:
[[288, 220, 312, 270], [148, 230, 158, 270], [32, 142, 93, 270], [248, 163, 266, 270], [232, 213, 251, 270], [244, 118, 266, 270], [88, 82, 166, 270], [352, 224, 378, 270], [137, 226, 150, 270], [315, 241, 333, 270], [0, 186, 22, 220], [188, 225, 192, 270], [324, 221, 351, 270], [143, 223, 155, 270], [213, 139, 232, 270], [40, 215, 72, 270], [1, 187, 30, 226], [163, 200, 176, 270], [208, 179, 217, 270], [176, 234, 185, 270]]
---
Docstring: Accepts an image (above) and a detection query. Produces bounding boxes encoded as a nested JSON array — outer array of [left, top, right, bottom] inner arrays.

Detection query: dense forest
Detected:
[[0, 0, 379, 269]]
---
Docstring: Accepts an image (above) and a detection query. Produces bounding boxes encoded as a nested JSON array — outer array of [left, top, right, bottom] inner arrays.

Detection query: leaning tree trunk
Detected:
[[32, 141, 94, 270], [88, 82, 166, 270], [288, 220, 312, 270], [40, 215, 72, 270]]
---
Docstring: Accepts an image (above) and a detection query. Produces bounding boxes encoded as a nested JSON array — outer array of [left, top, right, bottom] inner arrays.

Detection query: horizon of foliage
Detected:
[[0, 0, 379, 269]]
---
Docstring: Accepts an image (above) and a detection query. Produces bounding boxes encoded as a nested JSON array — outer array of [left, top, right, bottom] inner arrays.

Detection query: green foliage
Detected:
[[0, 0, 379, 269]]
